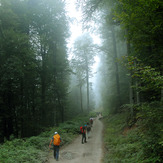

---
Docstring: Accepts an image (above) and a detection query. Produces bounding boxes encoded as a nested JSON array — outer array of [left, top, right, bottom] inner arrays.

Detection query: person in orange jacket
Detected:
[[49, 132, 61, 161]]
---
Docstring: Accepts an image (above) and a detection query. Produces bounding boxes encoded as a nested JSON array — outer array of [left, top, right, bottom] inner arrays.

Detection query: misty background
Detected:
[[0, 0, 162, 157]]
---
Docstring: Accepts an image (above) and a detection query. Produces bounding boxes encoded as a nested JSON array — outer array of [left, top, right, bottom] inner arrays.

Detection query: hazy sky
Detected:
[[65, 0, 101, 48], [65, 0, 100, 62], [65, 0, 102, 109], [65, 0, 82, 49]]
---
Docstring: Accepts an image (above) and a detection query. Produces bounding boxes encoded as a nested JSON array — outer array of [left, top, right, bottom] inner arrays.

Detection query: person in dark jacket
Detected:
[[81, 125, 87, 144], [87, 122, 91, 139]]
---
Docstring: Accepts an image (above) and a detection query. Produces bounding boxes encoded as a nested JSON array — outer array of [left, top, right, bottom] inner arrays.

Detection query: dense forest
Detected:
[[0, 0, 163, 162], [78, 0, 163, 162], [0, 0, 71, 142]]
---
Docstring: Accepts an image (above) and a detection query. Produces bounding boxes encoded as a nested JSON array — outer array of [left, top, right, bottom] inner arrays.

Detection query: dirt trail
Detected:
[[48, 116, 103, 163]]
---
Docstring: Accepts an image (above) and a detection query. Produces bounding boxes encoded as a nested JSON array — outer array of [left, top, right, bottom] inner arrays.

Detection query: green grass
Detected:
[[0, 113, 92, 163], [103, 102, 163, 163], [0, 139, 47, 163], [103, 113, 144, 163]]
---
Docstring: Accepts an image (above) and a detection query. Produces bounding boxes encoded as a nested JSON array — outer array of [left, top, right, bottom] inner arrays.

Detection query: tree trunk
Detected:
[[55, 98, 59, 126], [85, 54, 90, 111], [40, 44, 46, 127], [134, 62, 140, 104], [0, 116, 5, 143], [57, 92, 64, 123], [61, 105, 64, 123], [53, 43, 59, 126], [111, 25, 121, 110], [6, 81, 14, 140], [79, 85, 83, 112], [161, 89, 163, 101], [136, 80, 140, 104], [126, 29, 134, 116], [161, 69, 163, 101]]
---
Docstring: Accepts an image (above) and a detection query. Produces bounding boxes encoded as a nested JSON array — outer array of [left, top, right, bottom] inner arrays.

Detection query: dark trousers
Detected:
[[53, 145, 59, 160], [82, 133, 86, 143]]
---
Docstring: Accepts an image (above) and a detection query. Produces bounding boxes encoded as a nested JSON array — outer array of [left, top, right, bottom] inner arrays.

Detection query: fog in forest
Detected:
[[66, 0, 103, 111], [0, 2, 162, 160]]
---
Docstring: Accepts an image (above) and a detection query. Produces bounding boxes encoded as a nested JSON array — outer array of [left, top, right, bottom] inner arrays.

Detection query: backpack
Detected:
[[80, 126, 83, 133], [53, 134, 61, 146]]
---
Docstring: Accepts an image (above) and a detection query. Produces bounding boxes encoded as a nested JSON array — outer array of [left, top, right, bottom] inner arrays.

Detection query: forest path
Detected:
[[47, 115, 103, 163]]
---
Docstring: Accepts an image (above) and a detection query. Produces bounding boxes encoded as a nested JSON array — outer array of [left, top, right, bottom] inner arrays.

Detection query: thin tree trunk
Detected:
[[161, 89, 163, 101], [6, 81, 14, 139], [85, 54, 90, 111], [13, 106, 19, 138], [161, 69, 163, 102], [134, 62, 140, 104], [79, 85, 83, 112], [57, 91, 64, 123], [61, 105, 64, 123], [53, 43, 59, 126], [126, 29, 134, 116], [0, 117, 5, 143], [41, 44, 46, 127], [55, 98, 59, 126], [136, 80, 140, 104], [111, 25, 121, 110]]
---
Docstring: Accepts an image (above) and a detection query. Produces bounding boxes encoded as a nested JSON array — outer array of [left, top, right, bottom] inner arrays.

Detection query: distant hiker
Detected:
[[96, 112, 100, 116], [80, 125, 87, 144], [49, 132, 61, 161], [89, 118, 93, 127], [87, 122, 91, 139]]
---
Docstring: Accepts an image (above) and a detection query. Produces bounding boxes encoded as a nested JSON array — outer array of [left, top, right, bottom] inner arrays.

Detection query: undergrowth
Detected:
[[0, 113, 92, 163], [103, 101, 163, 163]]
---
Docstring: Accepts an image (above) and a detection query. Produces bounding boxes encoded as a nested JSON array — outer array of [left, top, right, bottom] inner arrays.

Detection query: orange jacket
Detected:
[[51, 134, 61, 146]]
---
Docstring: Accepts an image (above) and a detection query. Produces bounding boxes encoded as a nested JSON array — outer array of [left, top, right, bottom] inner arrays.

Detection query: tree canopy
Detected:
[[0, 0, 70, 142]]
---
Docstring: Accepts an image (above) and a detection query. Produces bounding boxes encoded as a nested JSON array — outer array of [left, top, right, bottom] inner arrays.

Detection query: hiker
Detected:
[[49, 132, 61, 161], [81, 125, 87, 144], [89, 118, 93, 127], [87, 122, 91, 139], [80, 126, 83, 134]]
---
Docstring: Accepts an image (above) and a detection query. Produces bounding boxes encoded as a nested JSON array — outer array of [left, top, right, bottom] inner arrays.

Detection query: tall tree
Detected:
[[71, 59, 86, 112], [73, 34, 95, 112], [114, 0, 163, 102], [0, 0, 70, 141], [78, 0, 163, 107]]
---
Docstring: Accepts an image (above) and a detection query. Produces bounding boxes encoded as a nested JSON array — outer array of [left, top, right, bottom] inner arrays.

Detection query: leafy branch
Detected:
[[121, 56, 163, 91]]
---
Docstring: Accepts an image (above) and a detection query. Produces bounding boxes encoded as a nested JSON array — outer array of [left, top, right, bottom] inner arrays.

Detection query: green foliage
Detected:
[[103, 113, 143, 163], [0, 114, 91, 162], [78, 0, 163, 162], [121, 56, 163, 91], [0, 0, 70, 142], [114, 0, 162, 48], [136, 102, 163, 162], [0, 139, 47, 163], [89, 111, 97, 118], [120, 104, 138, 127], [103, 101, 163, 163]]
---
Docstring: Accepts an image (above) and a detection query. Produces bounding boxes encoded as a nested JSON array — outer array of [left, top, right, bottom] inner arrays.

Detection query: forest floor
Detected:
[[47, 115, 104, 163]]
